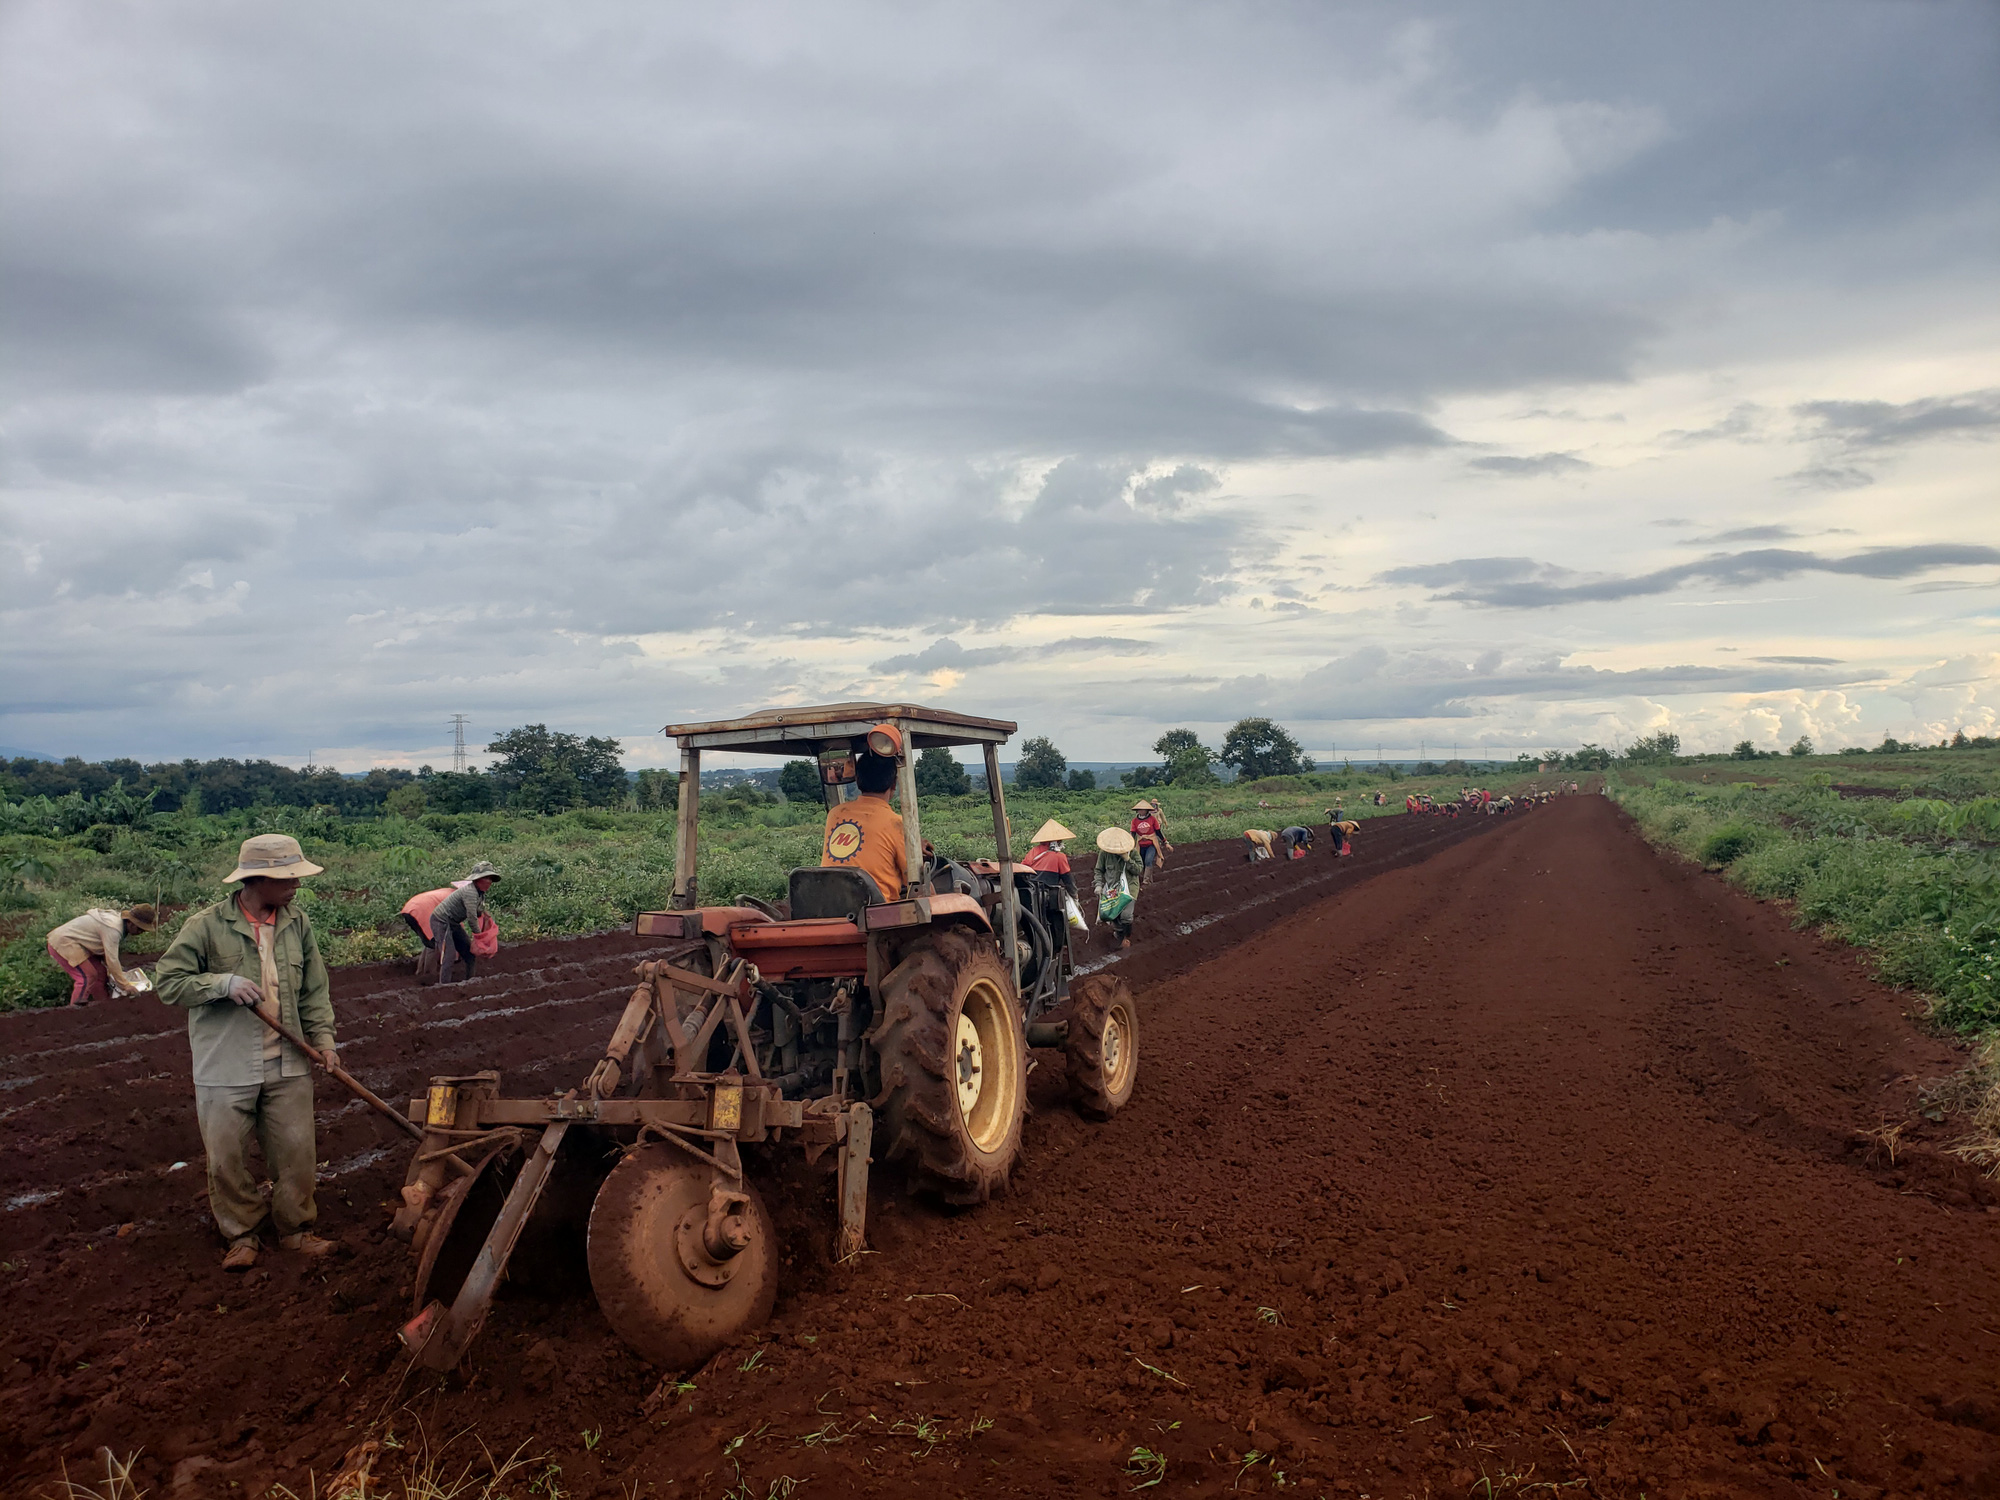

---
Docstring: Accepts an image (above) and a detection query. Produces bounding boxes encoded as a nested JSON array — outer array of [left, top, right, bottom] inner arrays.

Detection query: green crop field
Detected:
[[0, 765, 1521, 1011]]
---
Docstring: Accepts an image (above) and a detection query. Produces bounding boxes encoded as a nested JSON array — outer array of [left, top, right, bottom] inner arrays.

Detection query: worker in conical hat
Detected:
[[1017, 817, 1078, 907], [1093, 827, 1143, 948], [1021, 818, 1076, 875], [1129, 799, 1168, 883]]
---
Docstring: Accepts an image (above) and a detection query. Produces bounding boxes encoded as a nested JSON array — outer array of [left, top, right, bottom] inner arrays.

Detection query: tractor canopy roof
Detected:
[[662, 701, 1017, 757]]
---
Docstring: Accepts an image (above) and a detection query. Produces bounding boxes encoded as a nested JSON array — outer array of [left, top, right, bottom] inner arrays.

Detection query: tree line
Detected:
[[0, 724, 634, 820]]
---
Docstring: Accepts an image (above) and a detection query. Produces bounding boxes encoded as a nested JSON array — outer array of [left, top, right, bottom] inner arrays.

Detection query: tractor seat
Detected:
[[788, 867, 884, 922]]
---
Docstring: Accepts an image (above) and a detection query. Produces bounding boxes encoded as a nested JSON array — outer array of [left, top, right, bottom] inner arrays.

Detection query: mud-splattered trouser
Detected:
[[430, 911, 476, 983], [194, 1056, 318, 1244]]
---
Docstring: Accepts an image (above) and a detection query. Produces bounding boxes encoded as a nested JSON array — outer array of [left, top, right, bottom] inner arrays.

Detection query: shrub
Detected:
[[1699, 822, 1764, 866]]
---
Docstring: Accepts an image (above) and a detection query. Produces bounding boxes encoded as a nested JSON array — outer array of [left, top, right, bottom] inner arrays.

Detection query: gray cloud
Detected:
[[1688, 525, 1798, 544], [1085, 645, 1878, 726], [1379, 545, 2000, 609], [2, 1, 1996, 761], [1785, 388, 2000, 489], [1754, 655, 1842, 665], [1663, 404, 1764, 446], [872, 635, 1157, 674], [1787, 463, 1875, 492], [1798, 389, 2000, 449], [1468, 451, 1592, 477]]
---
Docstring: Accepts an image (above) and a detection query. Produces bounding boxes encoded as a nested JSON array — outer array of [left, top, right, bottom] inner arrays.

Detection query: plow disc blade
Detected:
[[587, 1144, 777, 1370], [410, 1142, 514, 1317]]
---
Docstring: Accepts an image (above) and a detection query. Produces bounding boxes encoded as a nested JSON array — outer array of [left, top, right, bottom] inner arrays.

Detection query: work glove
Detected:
[[225, 975, 264, 1007]]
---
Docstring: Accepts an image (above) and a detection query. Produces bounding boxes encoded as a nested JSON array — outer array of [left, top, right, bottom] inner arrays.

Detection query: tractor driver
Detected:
[[819, 724, 908, 900]]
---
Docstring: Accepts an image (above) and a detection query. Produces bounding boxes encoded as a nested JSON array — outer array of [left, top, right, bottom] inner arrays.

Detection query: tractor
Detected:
[[392, 702, 1139, 1372]]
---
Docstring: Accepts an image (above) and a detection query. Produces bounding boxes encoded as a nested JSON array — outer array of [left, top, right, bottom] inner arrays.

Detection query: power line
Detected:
[[450, 714, 470, 774]]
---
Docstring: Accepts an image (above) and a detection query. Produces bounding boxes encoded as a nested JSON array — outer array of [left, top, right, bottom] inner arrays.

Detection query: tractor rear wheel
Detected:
[[1064, 973, 1139, 1120], [871, 927, 1025, 1204]]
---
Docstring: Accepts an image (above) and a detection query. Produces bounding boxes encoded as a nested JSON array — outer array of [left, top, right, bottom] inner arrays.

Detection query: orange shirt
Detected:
[[820, 793, 907, 900], [1021, 844, 1070, 875]]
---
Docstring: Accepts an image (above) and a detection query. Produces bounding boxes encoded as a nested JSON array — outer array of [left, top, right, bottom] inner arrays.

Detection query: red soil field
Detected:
[[3, 798, 1996, 1499]]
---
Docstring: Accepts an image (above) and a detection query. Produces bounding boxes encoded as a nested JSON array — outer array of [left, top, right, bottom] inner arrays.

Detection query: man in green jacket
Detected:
[[156, 833, 340, 1271]]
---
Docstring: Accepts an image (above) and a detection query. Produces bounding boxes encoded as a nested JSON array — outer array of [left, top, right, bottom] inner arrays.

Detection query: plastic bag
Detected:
[[1099, 891, 1134, 923], [469, 912, 500, 958], [1063, 893, 1087, 932]]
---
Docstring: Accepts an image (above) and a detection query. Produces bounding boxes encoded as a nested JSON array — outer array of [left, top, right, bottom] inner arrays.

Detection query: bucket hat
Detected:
[[1096, 827, 1136, 855], [463, 861, 503, 882], [1030, 819, 1076, 845], [224, 834, 324, 883], [125, 903, 161, 931]]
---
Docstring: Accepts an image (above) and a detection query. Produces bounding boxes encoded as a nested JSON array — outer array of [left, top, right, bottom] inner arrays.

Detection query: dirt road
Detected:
[[4, 799, 1997, 1498]]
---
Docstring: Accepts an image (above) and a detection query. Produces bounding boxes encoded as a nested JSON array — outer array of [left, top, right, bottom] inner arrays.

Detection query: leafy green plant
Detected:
[[1125, 1445, 1168, 1490], [1699, 822, 1764, 866]]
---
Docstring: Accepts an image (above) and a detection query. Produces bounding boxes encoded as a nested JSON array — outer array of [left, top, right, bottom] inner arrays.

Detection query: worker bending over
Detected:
[[1279, 825, 1314, 858], [820, 724, 908, 899], [1243, 828, 1277, 862], [428, 861, 502, 984], [46, 903, 159, 1007], [155, 835, 338, 1271]]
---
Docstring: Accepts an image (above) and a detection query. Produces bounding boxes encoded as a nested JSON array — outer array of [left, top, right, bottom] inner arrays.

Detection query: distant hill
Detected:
[[0, 746, 59, 762]]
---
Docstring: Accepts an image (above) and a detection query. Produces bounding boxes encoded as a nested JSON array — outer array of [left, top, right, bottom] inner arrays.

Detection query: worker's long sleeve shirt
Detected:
[[46, 909, 139, 991], [429, 881, 485, 932], [155, 898, 333, 1087], [1092, 850, 1143, 902]]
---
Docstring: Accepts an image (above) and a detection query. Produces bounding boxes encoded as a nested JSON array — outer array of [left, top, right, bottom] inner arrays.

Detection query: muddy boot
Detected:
[[279, 1231, 339, 1259], [222, 1239, 259, 1272]]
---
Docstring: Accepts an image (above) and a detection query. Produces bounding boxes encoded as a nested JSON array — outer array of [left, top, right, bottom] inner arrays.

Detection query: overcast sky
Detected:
[[4, 1, 1997, 771]]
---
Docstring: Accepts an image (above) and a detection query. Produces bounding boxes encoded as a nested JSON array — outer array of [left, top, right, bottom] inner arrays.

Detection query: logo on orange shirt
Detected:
[[826, 819, 864, 863]]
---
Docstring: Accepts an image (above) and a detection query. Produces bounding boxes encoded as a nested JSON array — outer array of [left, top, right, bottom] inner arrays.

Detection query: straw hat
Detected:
[[224, 833, 324, 883], [125, 903, 161, 931], [463, 861, 503, 882], [1029, 819, 1075, 845], [1096, 827, 1136, 855]]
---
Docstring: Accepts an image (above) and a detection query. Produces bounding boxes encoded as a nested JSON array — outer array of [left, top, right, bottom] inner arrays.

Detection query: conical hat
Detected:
[[1030, 819, 1075, 844], [1096, 827, 1136, 854]]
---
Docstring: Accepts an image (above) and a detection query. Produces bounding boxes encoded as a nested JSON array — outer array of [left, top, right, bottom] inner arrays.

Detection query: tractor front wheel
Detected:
[[871, 927, 1025, 1204], [1064, 973, 1139, 1120]]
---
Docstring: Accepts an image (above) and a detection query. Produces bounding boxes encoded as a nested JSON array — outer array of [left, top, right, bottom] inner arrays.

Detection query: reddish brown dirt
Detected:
[[5, 798, 1998, 1499]]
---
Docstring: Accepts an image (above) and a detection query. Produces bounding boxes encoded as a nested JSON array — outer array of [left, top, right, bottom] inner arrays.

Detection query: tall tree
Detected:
[[1218, 717, 1307, 780], [778, 759, 822, 803], [487, 724, 627, 811], [914, 747, 972, 797], [1013, 736, 1068, 790], [634, 768, 680, 810]]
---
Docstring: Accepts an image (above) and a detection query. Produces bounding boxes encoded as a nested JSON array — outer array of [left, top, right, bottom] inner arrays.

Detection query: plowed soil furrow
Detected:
[[4, 799, 1997, 1499]]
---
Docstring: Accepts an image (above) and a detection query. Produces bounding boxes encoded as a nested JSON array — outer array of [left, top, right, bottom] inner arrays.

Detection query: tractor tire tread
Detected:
[[1064, 973, 1139, 1121], [873, 928, 1023, 1205]]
